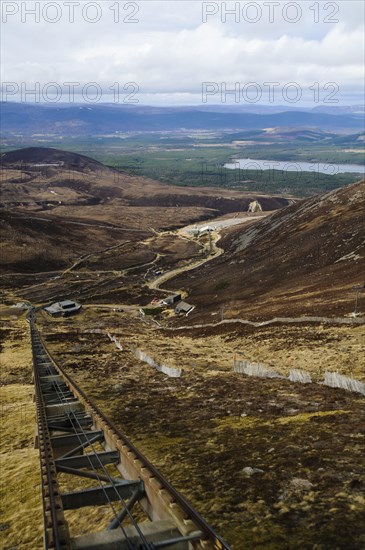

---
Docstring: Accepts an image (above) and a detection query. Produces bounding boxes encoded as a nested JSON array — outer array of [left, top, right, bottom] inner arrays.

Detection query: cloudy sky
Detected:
[[1, 0, 364, 105]]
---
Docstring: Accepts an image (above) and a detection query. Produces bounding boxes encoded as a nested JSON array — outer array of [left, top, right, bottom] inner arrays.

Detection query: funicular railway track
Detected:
[[28, 310, 230, 550]]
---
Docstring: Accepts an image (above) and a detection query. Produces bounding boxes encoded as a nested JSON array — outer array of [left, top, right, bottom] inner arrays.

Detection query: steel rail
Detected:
[[30, 325, 69, 549], [30, 322, 149, 549]]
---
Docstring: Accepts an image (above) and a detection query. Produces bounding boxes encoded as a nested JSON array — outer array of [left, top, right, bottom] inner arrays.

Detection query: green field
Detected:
[[1, 129, 363, 196]]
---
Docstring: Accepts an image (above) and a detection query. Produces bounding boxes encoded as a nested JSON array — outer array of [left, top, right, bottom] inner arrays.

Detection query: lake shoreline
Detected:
[[225, 158, 365, 175]]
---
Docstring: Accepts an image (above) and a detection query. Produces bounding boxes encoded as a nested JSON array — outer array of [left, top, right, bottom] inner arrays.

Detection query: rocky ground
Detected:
[[36, 308, 365, 550]]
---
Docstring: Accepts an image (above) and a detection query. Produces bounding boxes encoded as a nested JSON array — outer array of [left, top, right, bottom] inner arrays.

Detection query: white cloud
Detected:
[[1, 1, 364, 104]]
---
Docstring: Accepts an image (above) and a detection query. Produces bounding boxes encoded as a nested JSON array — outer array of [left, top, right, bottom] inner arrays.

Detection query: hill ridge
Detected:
[[2, 102, 364, 135], [0, 146, 106, 173]]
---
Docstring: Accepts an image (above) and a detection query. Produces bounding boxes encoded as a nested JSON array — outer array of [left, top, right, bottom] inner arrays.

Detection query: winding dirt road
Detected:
[[147, 214, 263, 295], [147, 231, 223, 294]]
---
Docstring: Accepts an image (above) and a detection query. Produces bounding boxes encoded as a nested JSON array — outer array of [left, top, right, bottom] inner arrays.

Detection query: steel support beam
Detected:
[[62, 480, 144, 510], [56, 464, 122, 484], [51, 431, 103, 449], [108, 488, 144, 529], [56, 451, 120, 470]]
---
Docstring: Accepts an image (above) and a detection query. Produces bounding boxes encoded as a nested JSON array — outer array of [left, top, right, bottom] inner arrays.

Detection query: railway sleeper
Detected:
[[47, 414, 93, 430], [40, 374, 64, 384], [46, 399, 80, 409], [45, 401, 84, 418], [41, 382, 69, 392]]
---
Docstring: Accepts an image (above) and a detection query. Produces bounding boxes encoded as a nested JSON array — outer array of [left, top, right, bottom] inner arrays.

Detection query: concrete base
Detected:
[[71, 519, 192, 549]]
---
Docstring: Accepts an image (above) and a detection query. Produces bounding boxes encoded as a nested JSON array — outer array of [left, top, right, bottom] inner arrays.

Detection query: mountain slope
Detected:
[[0, 147, 290, 275], [0, 146, 290, 211], [166, 181, 365, 320]]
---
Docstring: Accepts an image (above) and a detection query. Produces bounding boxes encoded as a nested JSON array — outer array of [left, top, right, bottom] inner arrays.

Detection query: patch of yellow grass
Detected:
[[215, 410, 351, 432], [0, 384, 43, 549], [0, 318, 32, 385], [274, 410, 351, 425]]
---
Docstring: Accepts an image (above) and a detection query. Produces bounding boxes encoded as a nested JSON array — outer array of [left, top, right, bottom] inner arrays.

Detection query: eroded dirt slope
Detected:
[[166, 181, 365, 321]]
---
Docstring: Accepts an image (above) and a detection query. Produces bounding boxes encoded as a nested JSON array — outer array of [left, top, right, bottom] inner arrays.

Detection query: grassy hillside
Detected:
[[166, 180, 365, 320]]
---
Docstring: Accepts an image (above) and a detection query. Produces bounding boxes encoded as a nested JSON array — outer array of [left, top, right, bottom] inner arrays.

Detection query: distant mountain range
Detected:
[[1, 102, 364, 136]]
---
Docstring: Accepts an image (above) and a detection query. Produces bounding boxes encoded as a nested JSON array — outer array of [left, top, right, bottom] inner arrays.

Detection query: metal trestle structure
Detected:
[[29, 313, 230, 550]]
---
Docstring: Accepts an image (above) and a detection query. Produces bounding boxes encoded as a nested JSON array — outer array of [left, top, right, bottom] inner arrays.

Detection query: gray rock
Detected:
[[242, 466, 264, 476], [290, 478, 313, 491]]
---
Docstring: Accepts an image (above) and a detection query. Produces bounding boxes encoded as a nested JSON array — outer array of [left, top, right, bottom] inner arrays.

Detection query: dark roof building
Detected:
[[163, 294, 182, 306], [174, 301, 195, 315], [44, 300, 82, 317]]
